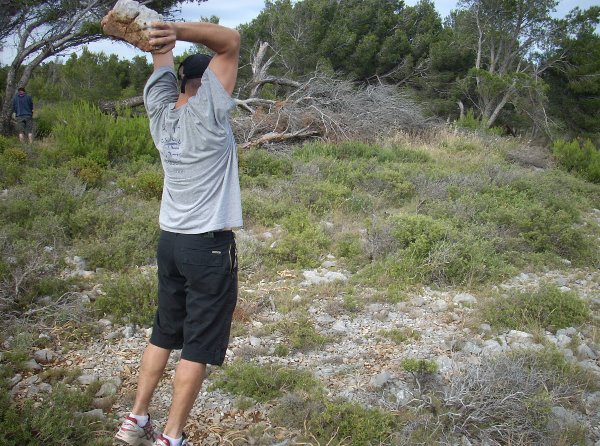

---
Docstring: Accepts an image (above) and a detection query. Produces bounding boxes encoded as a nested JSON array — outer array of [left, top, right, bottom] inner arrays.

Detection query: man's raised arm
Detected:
[[149, 22, 241, 95]]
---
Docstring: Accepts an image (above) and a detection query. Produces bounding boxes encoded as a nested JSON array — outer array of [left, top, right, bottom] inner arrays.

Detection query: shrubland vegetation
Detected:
[[1, 108, 599, 443], [1, 0, 600, 444]]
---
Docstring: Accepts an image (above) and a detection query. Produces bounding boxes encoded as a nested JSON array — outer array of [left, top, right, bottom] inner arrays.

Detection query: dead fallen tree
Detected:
[[99, 96, 145, 116], [232, 72, 432, 148]]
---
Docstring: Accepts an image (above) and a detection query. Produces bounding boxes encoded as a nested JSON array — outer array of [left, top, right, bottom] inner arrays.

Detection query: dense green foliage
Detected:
[[553, 138, 600, 183], [481, 285, 591, 332], [212, 362, 321, 402]]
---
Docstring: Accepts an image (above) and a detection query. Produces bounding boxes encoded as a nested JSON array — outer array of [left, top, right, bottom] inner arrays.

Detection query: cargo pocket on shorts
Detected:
[[180, 248, 229, 295]]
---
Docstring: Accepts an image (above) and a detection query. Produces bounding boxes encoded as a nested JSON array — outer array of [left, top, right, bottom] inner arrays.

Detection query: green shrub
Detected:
[[270, 212, 330, 268], [295, 140, 430, 164], [212, 362, 321, 402], [270, 391, 326, 430], [0, 135, 17, 153], [308, 401, 398, 446], [402, 358, 439, 375], [0, 147, 29, 186], [72, 198, 159, 270], [119, 169, 163, 200], [360, 214, 510, 287], [295, 141, 392, 162], [553, 138, 600, 183], [2, 147, 28, 164], [66, 157, 104, 187], [94, 269, 157, 326], [296, 179, 351, 215], [274, 344, 289, 357], [51, 102, 156, 165], [239, 149, 293, 179], [433, 182, 598, 267], [454, 109, 504, 136], [391, 214, 449, 258], [26, 276, 73, 301], [34, 105, 60, 138], [362, 167, 416, 203], [276, 317, 329, 351], [335, 233, 365, 268], [481, 285, 590, 332], [241, 189, 295, 226]]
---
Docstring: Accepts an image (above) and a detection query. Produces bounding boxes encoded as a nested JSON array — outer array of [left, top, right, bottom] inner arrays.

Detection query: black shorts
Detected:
[[150, 230, 238, 366], [16, 116, 33, 134]]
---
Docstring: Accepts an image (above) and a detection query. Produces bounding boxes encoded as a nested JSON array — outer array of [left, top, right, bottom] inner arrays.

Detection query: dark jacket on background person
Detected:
[[12, 92, 33, 117]]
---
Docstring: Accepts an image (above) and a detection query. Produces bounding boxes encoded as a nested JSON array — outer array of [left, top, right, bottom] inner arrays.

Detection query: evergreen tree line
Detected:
[[1, 0, 598, 143]]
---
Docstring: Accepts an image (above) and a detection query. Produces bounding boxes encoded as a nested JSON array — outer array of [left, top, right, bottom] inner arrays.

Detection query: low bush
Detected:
[[0, 233, 62, 313], [402, 358, 439, 375], [34, 105, 62, 138], [211, 362, 321, 402], [51, 102, 156, 165], [334, 233, 365, 269], [360, 214, 511, 287], [72, 198, 159, 270], [94, 269, 157, 326], [66, 157, 104, 187], [239, 148, 293, 183], [119, 168, 163, 200], [270, 212, 330, 268], [276, 316, 329, 351], [295, 141, 394, 162], [295, 179, 351, 215], [241, 188, 295, 227], [0, 135, 17, 153], [553, 138, 600, 183], [295, 140, 431, 165], [0, 147, 29, 186], [428, 180, 599, 267], [307, 400, 398, 446], [454, 109, 504, 136], [480, 284, 591, 333]]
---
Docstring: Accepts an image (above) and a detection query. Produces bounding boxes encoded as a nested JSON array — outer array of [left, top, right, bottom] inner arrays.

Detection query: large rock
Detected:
[[102, 0, 164, 52], [34, 349, 56, 365]]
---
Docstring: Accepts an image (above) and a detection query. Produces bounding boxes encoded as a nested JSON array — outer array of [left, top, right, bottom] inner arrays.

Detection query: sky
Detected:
[[0, 0, 597, 65]]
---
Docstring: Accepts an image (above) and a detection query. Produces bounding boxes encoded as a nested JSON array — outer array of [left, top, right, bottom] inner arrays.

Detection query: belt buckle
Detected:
[[201, 232, 215, 238]]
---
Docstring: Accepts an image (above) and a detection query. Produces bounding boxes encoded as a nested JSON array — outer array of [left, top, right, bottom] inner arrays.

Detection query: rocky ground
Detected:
[[5, 213, 600, 445]]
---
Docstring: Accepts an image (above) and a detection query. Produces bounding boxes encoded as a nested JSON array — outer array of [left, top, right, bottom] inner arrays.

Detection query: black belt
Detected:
[[199, 230, 232, 238]]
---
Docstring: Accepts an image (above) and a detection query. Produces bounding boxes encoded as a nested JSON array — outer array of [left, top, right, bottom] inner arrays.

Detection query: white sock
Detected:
[[129, 413, 149, 427], [161, 433, 183, 446]]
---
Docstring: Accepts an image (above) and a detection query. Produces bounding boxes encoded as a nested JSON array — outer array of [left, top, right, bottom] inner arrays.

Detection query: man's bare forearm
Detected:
[[174, 22, 240, 55]]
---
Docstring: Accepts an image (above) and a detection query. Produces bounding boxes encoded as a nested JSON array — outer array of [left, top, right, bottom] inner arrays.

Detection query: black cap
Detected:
[[178, 54, 212, 93]]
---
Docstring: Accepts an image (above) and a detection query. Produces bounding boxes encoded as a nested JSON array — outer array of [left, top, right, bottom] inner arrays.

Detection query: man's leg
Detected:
[[18, 133, 24, 143], [28, 133, 33, 144], [131, 343, 171, 416], [162, 360, 206, 438]]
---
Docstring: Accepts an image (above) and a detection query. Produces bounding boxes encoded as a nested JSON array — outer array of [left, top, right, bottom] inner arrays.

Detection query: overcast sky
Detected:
[[0, 0, 597, 65]]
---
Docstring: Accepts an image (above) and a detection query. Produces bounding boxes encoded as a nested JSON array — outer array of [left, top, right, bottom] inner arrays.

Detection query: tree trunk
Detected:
[[457, 100, 465, 120], [1, 65, 18, 135], [98, 96, 145, 115]]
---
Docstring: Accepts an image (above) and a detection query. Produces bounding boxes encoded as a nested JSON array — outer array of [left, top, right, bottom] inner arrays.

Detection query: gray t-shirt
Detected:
[[144, 66, 243, 234]]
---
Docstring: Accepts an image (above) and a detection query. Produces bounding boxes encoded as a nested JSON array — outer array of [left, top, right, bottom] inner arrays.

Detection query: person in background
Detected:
[[12, 87, 34, 144], [103, 13, 242, 446]]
